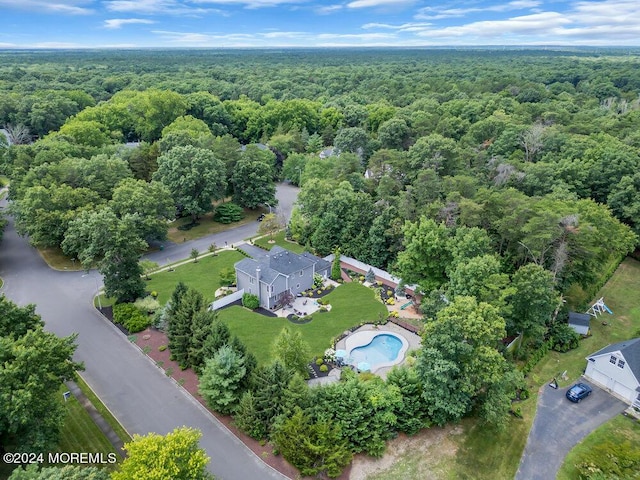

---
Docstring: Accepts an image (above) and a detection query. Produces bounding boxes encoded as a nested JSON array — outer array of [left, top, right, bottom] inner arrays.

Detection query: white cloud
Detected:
[[347, 0, 416, 8], [192, 0, 309, 7], [362, 22, 432, 32], [315, 4, 343, 14], [104, 18, 156, 29], [316, 32, 396, 40], [0, 0, 92, 14], [415, 0, 542, 20], [105, 0, 214, 15], [417, 12, 570, 38], [408, 0, 640, 45]]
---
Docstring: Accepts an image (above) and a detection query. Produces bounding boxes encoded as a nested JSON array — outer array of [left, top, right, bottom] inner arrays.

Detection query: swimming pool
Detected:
[[349, 334, 403, 365]]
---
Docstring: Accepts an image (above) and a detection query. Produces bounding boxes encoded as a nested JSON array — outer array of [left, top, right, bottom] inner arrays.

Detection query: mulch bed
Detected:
[[307, 360, 331, 378], [287, 314, 313, 324], [303, 285, 335, 299], [132, 326, 302, 480]]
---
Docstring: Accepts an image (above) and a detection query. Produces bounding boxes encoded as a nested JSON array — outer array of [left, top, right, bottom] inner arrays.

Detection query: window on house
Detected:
[[610, 355, 617, 364], [250, 277, 254, 284], [270, 285, 274, 293], [618, 359, 625, 369]]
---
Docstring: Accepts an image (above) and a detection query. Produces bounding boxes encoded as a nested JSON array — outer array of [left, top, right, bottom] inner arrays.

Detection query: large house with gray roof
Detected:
[[235, 246, 331, 310], [585, 337, 640, 407]]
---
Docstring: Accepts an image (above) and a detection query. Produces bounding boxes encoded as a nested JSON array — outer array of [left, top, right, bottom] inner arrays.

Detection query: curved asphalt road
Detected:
[[0, 183, 298, 480]]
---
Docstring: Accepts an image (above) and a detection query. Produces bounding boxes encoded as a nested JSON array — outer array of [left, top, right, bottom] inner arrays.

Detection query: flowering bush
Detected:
[[324, 348, 336, 363]]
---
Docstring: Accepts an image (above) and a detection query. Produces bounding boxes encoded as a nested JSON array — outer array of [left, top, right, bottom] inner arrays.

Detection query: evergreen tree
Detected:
[[331, 248, 342, 281], [272, 408, 352, 478], [168, 286, 203, 368], [386, 366, 430, 435], [251, 361, 292, 436], [199, 345, 247, 415], [233, 391, 264, 439], [201, 318, 231, 361], [189, 309, 217, 371]]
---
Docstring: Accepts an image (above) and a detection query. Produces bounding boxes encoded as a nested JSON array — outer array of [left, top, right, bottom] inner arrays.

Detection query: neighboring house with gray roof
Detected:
[[235, 246, 330, 310], [585, 337, 640, 407]]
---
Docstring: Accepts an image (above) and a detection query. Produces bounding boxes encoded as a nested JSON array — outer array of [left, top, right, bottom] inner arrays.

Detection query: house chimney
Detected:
[[255, 267, 261, 305]]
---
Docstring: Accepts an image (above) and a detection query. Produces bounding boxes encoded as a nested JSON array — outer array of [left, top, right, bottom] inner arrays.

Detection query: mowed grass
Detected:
[[557, 414, 640, 480], [252, 230, 306, 254], [218, 282, 388, 364], [167, 206, 266, 243], [446, 257, 640, 480], [38, 246, 83, 271], [144, 250, 246, 305], [55, 385, 119, 459], [0, 383, 126, 477]]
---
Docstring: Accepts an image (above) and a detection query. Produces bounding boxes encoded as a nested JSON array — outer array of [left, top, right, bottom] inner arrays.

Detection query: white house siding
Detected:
[[585, 354, 639, 404]]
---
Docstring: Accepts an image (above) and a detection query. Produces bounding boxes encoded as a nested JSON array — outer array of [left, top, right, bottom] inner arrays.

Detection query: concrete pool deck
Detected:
[[335, 322, 422, 378]]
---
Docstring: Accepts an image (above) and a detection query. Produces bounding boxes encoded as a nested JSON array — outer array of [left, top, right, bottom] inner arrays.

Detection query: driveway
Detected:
[[516, 380, 627, 480], [0, 188, 296, 479]]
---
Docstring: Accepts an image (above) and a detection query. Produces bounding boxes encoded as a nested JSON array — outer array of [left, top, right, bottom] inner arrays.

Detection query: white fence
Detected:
[[210, 289, 245, 311]]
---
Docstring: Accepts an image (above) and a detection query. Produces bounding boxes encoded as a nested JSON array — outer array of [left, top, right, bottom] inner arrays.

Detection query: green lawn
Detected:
[[446, 257, 640, 480], [557, 414, 640, 480], [252, 230, 306, 254], [144, 250, 246, 305], [218, 282, 388, 364], [56, 385, 119, 459], [0, 383, 122, 479], [38, 246, 84, 271]]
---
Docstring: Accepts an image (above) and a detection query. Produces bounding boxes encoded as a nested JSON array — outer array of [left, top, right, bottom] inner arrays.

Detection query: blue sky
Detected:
[[1, 0, 639, 48]]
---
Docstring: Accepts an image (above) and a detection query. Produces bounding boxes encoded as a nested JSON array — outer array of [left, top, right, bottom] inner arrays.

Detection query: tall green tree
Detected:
[[416, 296, 509, 426], [153, 145, 227, 222], [189, 309, 218, 371], [199, 345, 247, 415], [250, 361, 293, 437], [11, 185, 101, 248], [231, 152, 276, 209], [385, 366, 430, 435], [62, 208, 146, 303], [395, 217, 451, 292], [112, 427, 210, 480], [272, 408, 352, 478], [1, 308, 82, 453], [109, 178, 174, 242], [507, 263, 558, 339], [272, 327, 311, 378], [167, 287, 204, 368]]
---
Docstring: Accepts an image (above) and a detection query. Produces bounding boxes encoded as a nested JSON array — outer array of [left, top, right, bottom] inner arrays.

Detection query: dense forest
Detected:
[[1, 48, 639, 478]]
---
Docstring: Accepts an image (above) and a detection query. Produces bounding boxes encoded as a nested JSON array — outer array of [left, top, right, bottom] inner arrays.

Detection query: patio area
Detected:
[[275, 296, 332, 318]]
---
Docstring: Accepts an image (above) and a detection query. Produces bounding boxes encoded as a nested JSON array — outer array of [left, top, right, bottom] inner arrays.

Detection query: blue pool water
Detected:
[[349, 334, 403, 366]]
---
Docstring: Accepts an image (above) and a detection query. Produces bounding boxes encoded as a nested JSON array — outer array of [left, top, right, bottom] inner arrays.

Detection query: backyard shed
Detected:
[[568, 311, 591, 335]]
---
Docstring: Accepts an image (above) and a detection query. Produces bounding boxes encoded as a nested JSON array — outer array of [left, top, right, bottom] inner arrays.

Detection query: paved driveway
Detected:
[[516, 380, 627, 480]]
